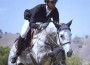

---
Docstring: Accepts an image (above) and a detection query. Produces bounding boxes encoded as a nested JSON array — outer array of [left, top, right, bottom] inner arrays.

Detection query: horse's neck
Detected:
[[33, 30, 47, 42], [45, 22, 57, 43], [33, 22, 57, 44], [45, 32, 57, 44]]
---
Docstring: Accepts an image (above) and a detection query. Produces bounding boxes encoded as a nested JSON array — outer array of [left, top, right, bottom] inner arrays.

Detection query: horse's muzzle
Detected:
[[67, 49, 73, 57]]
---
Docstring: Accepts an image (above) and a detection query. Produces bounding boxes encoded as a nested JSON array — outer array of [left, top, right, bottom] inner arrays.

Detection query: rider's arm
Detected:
[[29, 5, 41, 29], [53, 7, 59, 24]]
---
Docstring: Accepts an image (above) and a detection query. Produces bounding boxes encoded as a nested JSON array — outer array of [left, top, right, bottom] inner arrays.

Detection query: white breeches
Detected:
[[20, 20, 30, 38]]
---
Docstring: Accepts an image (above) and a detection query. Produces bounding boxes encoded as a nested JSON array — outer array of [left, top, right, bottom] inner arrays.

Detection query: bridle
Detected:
[[57, 27, 71, 49]]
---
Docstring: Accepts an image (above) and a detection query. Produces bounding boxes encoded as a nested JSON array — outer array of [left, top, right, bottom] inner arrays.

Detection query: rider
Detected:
[[11, 0, 59, 63]]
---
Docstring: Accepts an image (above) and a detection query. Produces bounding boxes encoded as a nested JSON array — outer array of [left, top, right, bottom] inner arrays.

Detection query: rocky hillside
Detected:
[[72, 36, 90, 64], [0, 33, 90, 64], [0, 33, 19, 48]]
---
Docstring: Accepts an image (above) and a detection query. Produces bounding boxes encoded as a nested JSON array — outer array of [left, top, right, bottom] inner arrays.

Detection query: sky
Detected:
[[0, 0, 90, 37]]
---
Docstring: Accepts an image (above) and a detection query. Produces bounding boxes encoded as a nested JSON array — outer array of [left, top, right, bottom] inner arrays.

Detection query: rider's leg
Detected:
[[11, 20, 30, 63]]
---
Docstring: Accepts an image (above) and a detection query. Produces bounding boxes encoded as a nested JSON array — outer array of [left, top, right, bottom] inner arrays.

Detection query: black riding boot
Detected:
[[11, 36, 24, 63]]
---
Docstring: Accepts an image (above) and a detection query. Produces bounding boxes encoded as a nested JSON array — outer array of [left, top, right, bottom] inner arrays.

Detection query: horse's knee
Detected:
[[61, 60, 66, 65], [18, 63, 24, 65]]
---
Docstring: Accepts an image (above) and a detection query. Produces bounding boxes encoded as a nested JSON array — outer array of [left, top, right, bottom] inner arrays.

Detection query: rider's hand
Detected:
[[40, 25, 45, 30], [40, 23, 48, 30], [38, 25, 44, 30], [36, 23, 48, 30], [35, 24, 42, 30]]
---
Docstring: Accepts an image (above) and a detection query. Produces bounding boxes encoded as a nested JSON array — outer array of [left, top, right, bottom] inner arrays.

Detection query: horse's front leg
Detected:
[[59, 60, 66, 65], [8, 43, 17, 65], [17, 63, 24, 65]]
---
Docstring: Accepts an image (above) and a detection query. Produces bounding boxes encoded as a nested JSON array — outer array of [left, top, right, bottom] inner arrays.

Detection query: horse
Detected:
[[8, 20, 73, 65]]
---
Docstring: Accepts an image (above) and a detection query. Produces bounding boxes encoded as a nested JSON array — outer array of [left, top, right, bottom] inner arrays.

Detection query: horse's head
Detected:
[[55, 20, 73, 57]]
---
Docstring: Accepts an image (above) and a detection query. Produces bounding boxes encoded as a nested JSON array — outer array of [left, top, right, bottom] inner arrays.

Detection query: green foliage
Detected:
[[66, 54, 90, 65], [87, 63, 90, 65], [0, 46, 90, 65], [66, 54, 82, 65], [0, 46, 10, 65]]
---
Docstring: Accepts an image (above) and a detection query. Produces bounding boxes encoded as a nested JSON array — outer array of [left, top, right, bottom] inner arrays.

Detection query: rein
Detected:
[[30, 29, 35, 49], [44, 29, 58, 46]]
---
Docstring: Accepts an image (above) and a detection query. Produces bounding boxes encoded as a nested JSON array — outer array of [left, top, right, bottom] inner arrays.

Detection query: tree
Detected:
[[0, 29, 3, 34], [85, 35, 89, 38], [5, 32, 8, 34]]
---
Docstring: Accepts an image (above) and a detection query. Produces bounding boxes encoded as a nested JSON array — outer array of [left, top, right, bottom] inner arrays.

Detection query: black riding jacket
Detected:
[[24, 4, 59, 29]]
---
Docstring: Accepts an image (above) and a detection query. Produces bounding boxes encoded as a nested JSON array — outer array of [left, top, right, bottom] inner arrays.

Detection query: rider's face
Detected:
[[47, 1, 57, 10]]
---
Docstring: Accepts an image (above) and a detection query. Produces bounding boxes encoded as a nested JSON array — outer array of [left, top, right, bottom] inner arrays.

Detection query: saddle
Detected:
[[25, 28, 35, 49], [30, 29, 35, 48]]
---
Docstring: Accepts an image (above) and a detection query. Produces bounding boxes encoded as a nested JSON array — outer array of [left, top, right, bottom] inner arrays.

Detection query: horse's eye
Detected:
[[60, 35, 63, 38]]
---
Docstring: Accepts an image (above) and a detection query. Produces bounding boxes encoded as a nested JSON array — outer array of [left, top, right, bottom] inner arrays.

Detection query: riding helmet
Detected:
[[44, 0, 58, 3]]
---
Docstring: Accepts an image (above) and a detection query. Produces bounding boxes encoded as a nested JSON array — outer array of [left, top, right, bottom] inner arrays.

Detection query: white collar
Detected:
[[46, 5, 52, 16]]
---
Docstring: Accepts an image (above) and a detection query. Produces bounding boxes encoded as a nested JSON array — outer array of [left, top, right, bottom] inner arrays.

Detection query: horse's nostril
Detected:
[[67, 50, 73, 57]]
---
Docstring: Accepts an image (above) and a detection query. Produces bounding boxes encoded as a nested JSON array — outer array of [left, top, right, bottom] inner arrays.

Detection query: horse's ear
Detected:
[[67, 19, 72, 27]]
